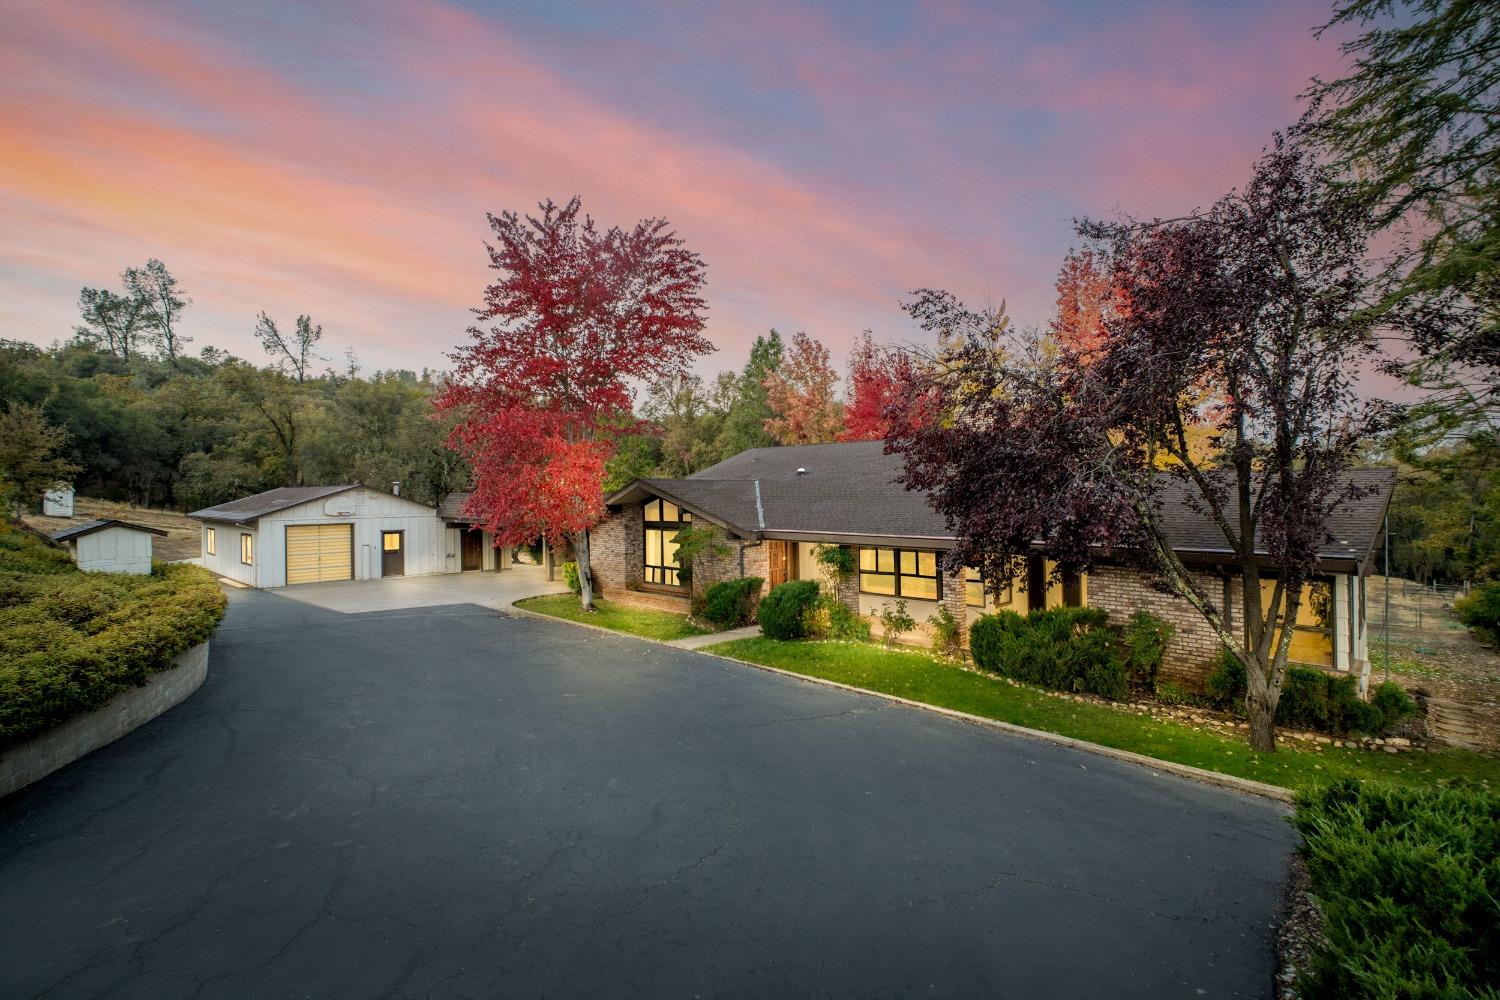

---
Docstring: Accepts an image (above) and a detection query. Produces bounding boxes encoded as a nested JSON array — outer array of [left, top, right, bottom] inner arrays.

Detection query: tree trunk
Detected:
[[570, 528, 597, 612], [1242, 639, 1289, 752]]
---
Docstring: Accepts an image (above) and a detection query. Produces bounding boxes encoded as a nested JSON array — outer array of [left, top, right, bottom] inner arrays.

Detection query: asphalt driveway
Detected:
[[0, 588, 1294, 999]]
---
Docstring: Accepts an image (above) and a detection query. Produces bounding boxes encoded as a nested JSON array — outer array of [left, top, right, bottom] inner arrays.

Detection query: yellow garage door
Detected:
[[285, 524, 353, 585]]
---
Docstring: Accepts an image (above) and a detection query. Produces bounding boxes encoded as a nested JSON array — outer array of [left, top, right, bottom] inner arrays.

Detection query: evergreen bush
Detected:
[[702, 576, 764, 627], [0, 523, 227, 749], [758, 580, 820, 640], [1293, 779, 1498, 999]]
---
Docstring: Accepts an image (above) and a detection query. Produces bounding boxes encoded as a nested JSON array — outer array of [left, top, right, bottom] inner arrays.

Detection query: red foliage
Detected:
[[437, 197, 710, 553], [1050, 248, 1117, 361], [839, 332, 915, 442]]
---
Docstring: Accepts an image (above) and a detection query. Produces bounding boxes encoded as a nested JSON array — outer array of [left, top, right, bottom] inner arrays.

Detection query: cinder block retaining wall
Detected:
[[0, 642, 211, 798]]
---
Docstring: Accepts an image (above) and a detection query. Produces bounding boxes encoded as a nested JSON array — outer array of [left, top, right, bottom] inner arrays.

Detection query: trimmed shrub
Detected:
[[803, 593, 871, 641], [1293, 779, 1498, 999], [561, 561, 581, 595], [927, 604, 963, 658], [758, 580, 820, 640], [969, 606, 1127, 698], [1206, 651, 1419, 736], [1454, 582, 1500, 646], [1119, 611, 1174, 690], [0, 524, 227, 749], [703, 576, 764, 627]]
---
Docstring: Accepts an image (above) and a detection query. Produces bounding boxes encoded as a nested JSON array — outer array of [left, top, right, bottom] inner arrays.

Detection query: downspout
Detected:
[[740, 480, 767, 577]]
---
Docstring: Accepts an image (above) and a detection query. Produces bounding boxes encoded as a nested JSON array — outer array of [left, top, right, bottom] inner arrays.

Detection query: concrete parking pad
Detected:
[[0, 588, 1293, 999], [272, 563, 565, 613]]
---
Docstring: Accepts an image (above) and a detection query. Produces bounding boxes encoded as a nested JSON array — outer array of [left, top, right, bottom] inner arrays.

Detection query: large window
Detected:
[[239, 532, 254, 566], [205, 527, 216, 556], [964, 567, 1012, 608], [859, 547, 941, 600], [643, 497, 691, 587]]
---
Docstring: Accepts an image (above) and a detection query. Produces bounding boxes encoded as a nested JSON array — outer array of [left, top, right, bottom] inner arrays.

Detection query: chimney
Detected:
[[391, 481, 401, 496]]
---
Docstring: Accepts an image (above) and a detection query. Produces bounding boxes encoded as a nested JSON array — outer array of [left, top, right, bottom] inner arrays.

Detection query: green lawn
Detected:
[[704, 637, 1500, 794], [516, 593, 713, 642]]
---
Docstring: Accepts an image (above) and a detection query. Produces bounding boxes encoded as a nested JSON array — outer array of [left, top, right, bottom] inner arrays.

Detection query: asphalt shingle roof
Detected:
[[189, 485, 356, 523], [50, 518, 168, 542], [611, 441, 1395, 570], [438, 492, 474, 522]]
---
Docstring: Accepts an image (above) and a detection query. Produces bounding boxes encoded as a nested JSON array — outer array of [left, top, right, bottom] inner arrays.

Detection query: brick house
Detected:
[[594, 440, 1395, 691]]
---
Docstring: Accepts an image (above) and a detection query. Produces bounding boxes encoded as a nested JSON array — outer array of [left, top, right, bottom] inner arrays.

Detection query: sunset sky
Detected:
[[1, 0, 1354, 377]]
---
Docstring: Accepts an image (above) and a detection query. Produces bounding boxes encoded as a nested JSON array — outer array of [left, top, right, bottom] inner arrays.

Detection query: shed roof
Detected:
[[50, 518, 168, 542]]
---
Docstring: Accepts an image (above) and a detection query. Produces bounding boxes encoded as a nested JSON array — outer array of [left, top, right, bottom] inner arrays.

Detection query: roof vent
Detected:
[[796, 467, 807, 476]]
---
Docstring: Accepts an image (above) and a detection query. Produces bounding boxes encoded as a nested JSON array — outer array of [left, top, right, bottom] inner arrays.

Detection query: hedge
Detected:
[[758, 580, 820, 640], [968, 606, 1159, 700], [703, 576, 763, 627], [1293, 779, 1498, 999], [1206, 654, 1417, 736], [0, 522, 227, 749]]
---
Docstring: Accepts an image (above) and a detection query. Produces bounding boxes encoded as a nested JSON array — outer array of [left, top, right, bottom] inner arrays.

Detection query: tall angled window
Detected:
[[643, 497, 691, 587]]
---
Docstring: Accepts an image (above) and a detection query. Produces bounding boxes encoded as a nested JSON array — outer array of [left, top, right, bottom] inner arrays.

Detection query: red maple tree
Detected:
[[839, 332, 912, 442], [1050, 249, 1116, 361], [436, 197, 711, 609]]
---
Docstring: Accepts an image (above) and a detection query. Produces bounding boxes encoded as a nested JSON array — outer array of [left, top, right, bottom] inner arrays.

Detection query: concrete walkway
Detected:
[[668, 623, 761, 649]]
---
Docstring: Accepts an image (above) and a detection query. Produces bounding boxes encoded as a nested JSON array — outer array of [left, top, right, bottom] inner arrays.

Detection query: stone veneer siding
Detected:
[[1086, 563, 1230, 690]]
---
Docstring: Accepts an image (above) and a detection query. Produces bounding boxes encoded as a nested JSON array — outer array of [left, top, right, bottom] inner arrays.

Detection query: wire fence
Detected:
[[1367, 576, 1469, 638]]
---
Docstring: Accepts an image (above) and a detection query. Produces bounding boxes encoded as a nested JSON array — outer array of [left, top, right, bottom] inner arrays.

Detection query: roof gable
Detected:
[[50, 518, 168, 542]]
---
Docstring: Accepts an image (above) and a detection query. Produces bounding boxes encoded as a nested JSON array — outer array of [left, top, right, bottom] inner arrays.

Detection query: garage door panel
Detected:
[[285, 524, 353, 585]]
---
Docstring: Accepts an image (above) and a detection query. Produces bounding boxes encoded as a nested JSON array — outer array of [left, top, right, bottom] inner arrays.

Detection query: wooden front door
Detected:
[[461, 529, 483, 571], [767, 541, 791, 588], [1027, 554, 1047, 613], [381, 531, 405, 577]]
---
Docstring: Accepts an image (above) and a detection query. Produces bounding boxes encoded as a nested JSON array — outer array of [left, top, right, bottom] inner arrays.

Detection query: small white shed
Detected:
[[41, 484, 75, 517], [50, 519, 165, 575]]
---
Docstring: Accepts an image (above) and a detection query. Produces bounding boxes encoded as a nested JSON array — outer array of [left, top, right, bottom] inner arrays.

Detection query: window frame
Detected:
[[964, 567, 1013, 608], [205, 526, 216, 557], [239, 532, 253, 566], [858, 547, 942, 601], [642, 496, 692, 589]]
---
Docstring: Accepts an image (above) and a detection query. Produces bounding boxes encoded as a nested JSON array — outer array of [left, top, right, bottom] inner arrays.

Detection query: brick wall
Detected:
[[1087, 563, 1229, 690], [589, 505, 643, 596]]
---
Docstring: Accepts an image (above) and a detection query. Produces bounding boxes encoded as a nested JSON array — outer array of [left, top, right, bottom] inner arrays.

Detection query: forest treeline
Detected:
[[1, 255, 1495, 586]]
